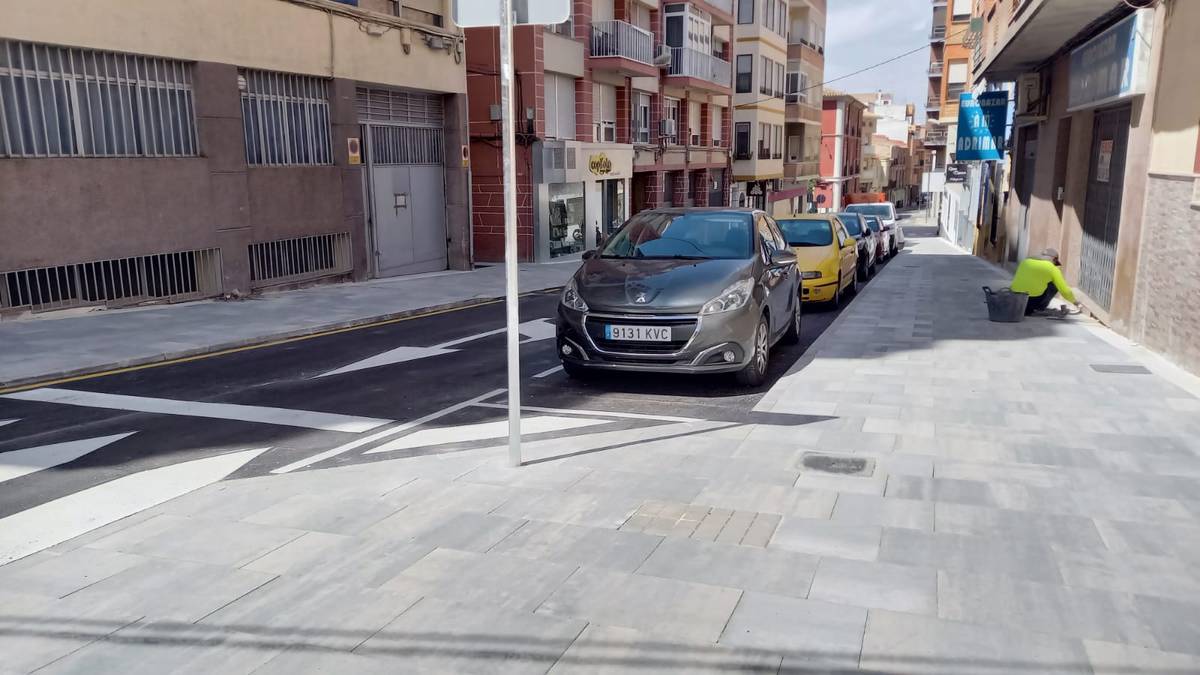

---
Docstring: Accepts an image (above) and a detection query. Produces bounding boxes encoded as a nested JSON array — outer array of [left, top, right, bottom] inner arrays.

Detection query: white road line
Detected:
[[364, 415, 609, 455], [0, 419, 17, 428], [532, 365, 564, 379], [471, 401, 703, 423], [270, 388, 506, 474], [0, 447, 268, 564], [316, 346, 458, 378], [2, 389, 389, 433], [433, 318, 555, 349], [0, 432, 135, 485]]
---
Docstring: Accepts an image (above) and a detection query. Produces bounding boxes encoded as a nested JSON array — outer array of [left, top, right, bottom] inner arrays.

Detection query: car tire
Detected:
[[857, 257, 869, 283], [781, 299, 802, 345], [736, 317, 771, 387], [561, 361, 591, 380], [831, 273, 842, 307]]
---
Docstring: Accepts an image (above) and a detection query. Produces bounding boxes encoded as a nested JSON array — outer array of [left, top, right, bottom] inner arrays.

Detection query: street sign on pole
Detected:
[[452, 0, 570, 468]]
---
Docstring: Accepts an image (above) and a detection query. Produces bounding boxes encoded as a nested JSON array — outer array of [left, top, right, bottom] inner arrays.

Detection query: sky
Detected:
[[824, 0, 934, 123]]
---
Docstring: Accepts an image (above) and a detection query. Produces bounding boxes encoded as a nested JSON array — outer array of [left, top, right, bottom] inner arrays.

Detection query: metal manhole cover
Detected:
[[800, 453, 875, 476], [1090, 364, 1151, 375]]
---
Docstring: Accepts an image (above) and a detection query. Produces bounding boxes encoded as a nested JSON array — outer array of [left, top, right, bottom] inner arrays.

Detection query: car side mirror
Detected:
[[770, 249, 796, 266], [582, 250, 597, 260]]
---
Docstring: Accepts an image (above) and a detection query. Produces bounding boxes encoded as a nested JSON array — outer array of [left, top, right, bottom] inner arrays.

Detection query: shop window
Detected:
[[548, 183, 585, 258]]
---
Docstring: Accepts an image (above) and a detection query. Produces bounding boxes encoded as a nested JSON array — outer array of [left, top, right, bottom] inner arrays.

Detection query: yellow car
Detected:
[[777, 214, 859, 305]]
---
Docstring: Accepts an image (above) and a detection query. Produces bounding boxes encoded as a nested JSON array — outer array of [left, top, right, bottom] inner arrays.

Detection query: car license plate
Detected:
[[604, 325, 671, 341]]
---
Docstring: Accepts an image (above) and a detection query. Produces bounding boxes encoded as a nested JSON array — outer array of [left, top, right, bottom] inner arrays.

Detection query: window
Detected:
[[633, 92, 651, 144], [630, 3, 651, 30], [756, 215, 781, 258], [663, 96, 680, 144], [952, 0, 972, 20], [548, 183, 585, 258], [544, 73, 576, 140], [737, 0, 754, 24], [735, 55, 753, 93], [688, 100, 701, 145], [593, 83, 616, 142], [762, 0, 786, 35], [758, 122, 770, 159], [1, 39, 198, 158], [775, 62, 785, 97], [241, 69, 332, 165], [773, 125, 783, 159], [759, 56, 770, 95], [734, 121, 751, 159], [401, 6, 443, 27], [711, 105, 723, 145]]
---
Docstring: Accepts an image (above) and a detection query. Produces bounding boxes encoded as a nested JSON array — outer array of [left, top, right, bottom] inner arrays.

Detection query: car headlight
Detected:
[[800, 271, 822, 280], [701, 278, 753, 315], [560, 277, 589, 312]]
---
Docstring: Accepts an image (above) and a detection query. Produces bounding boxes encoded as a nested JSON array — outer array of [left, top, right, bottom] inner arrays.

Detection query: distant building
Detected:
[[815, 92, 863, 211]]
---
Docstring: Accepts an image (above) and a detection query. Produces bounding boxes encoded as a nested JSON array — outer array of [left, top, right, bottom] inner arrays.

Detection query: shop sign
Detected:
[[1068, 9, 1153, 112], [1097, 139, 1114, 183], [955, 91, 1007, 161], [588, 153, 613, 176], [946, 163, 969, 183], [347, 137, 362, 165]]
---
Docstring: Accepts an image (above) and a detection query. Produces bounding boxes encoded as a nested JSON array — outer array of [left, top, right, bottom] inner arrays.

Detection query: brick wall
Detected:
[[616, 81, 630, 144], [700, 103, 712, 146], [672, 171, 688, 206]]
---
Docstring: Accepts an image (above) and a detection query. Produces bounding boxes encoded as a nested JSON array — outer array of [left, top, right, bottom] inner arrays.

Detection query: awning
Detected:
[[977, 0, 1125, 82]]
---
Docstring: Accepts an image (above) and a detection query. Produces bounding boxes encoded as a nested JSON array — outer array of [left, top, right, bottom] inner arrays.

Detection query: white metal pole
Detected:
[[498, 0, 522, 467]]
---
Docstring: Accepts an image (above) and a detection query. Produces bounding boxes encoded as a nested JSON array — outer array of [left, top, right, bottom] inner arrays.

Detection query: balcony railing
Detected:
[[927, 95, 941, 109], [668, 47, 732, 87], [785, 160, 820, 178], [930, 25, 946, 41], [590, 20, 653, 65], [924, 128, 948, 145], [928, 61, 943, 76]]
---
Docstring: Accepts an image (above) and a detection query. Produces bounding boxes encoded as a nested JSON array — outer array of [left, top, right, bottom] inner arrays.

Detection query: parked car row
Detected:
[[554, 204, 906, 388]]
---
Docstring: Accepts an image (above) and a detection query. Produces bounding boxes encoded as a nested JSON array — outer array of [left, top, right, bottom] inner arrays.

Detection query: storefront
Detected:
[[533, 142, 633, 261]]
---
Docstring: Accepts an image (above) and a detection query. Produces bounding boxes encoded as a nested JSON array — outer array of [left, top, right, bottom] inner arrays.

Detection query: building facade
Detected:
[[730, 0, 788, 211], [924, 0, 973, 166], [815, 92, 863, 211], [777, 0, 826, 215], [0, 0, 471, 315], [466, 0, 735, 263], [852, 92, 916, 206], [974, 0, 1200, 375]]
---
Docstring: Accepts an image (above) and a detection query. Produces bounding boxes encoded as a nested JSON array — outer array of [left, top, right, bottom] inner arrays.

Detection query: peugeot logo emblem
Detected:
[[634, 292, 648, 304]]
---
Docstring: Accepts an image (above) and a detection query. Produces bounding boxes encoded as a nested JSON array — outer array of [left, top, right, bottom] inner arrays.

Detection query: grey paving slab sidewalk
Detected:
[[0, 261, 577, 387], [5, 226, 1200, 673]]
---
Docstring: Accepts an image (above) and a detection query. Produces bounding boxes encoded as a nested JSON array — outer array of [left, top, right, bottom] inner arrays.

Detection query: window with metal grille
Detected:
[[369, 125, 444, 164], [1, 248, 221, 313], [0, 39, 197, 158], [248, 233, 352, 287], [356, 87, 443, 126], [240, 69, 332, 166]]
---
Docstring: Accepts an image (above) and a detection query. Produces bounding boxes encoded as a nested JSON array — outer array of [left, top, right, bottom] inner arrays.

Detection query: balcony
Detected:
[[692, 0, 735, 25], [928, 61, 943, 77], [924, 127, 948, 146], [785, 160, 820, 179], [926, 94, 941, 109], [590, 20, 657, 77], [930, 25, 946, 42], [666, 46, 732, 92]]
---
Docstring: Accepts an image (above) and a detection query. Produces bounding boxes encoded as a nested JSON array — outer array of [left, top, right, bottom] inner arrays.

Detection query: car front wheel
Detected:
[[736, 317, 770, 387]]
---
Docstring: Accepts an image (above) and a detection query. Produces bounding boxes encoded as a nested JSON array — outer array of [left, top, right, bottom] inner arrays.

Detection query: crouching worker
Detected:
[[1011, 248, 1079, 315]]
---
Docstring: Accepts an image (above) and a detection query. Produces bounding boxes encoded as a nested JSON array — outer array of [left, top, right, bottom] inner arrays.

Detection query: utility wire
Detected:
[[734, 27, 972, 110]]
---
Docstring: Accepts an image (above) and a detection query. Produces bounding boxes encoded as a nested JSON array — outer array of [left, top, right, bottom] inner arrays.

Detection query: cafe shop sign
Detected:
[[1068, 9, 1154, 112], [588, 153, 613, 176]]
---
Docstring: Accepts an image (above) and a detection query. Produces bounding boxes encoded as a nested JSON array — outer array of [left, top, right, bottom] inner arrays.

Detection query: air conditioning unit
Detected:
[[601, 122, 616, 143], [690, 132, 700, 146], [653, 44, 673, 68], [660, 118, 677, 138], [1016, 72, 1042, 116]]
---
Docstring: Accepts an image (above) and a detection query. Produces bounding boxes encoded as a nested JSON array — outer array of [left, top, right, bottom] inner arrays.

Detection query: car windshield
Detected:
[[836, 214, 865, 237], [846, 203, 896, 220], [864, 216, 882, 233], [600, 212, 753, 260], [777, 219, 833, 247]]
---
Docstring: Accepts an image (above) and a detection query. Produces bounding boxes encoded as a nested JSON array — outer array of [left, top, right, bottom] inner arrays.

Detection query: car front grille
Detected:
[[584, 315, 697, 355]]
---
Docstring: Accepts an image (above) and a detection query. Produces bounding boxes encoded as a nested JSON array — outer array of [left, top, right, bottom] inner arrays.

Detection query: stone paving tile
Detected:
[[831, 493, 935, 531], [860, 607, 1093, 674], [492, 490, 642, 529], [879, 528, 1063, 584], [241, 531, 435, 588], [1093, 518, 1200, 564], [489, 520, 662, 572], [383, 478, 519, 514], [1052, 546, 1200, 604], [537, 566, 741, 643], [0, 547, 146, 598], [254, 649, 395, 675], [456, 461, 594, 491], [384, 549, 576, 615], [570, 469, 708, 503], [933, 502, 1108, 553], [769, 517, 881, 561], [36, 621, 282, 675], [85, 514, 305, 567], [809, 557, 937, 615], [359, 597, 585, 673], [548, 624, 782, 674], [361, 510, 526, 553], [635, 537, 818, 599], [0, 588, 142, 674], [1084, 639, 1200, 675], [241, 494, 402, 535], [691, 483, 837, 519], [938, 570, 1159, 648], [1131, 595, 1200, 656], [718, 591, 867, 671]]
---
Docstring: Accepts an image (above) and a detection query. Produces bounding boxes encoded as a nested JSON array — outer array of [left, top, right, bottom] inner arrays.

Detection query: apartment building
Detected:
[[777, 0, 826, 215], [925, 0, 973, 164], [853, 92, 916, 206], [972, 0, 1200, 375], [815, 92, 863, 210], [465, 0, 735, 263], [0, 0, 470, 315], [730, 0, 789, 210]]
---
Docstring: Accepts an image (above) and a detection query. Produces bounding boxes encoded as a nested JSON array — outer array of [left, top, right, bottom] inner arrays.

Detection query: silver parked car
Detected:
[[844, 202, 904, 254], [556, 208, 801, 387]]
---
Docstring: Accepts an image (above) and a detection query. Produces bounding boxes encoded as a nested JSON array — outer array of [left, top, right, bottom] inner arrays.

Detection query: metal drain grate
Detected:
[[1090, 364, 1151, 375], [801, 453, 875, 476]]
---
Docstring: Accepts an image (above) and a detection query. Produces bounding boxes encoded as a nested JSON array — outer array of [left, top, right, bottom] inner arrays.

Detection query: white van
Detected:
[[845, 202, 904, 254]]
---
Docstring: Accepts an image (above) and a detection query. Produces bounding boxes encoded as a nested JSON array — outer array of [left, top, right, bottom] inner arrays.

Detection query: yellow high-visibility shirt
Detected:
[[1011, 258, 1076, 304]]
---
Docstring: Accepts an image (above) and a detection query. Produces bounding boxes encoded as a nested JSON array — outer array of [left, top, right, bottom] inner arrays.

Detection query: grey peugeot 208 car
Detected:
[[556, 208, 801, 387]]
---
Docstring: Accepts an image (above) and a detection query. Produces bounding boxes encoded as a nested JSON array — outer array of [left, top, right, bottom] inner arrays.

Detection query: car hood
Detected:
[[575, 257, 751, 313]]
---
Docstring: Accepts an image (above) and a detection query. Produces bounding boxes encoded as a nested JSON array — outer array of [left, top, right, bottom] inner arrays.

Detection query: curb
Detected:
[[0, 286, 564, 393]]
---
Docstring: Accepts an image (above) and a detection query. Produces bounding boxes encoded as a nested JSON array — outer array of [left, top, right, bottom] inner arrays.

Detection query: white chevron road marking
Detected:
[[0, 432, 135, 485], [363, 414, 610, 455]]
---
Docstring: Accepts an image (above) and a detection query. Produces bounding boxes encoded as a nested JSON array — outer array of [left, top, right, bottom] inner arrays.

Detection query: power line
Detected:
[[734, 27, 972, 110]]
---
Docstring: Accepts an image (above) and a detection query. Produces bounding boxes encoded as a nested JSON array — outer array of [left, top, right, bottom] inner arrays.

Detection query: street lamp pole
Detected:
[[498, 0, 522, 467]]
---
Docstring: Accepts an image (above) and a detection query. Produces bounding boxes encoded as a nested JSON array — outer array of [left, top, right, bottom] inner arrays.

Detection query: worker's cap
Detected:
[[1039, 248, 1060, 261]]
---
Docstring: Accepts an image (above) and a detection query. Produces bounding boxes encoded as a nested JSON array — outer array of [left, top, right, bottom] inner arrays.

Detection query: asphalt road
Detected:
[[0, 256, 893, 521]]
